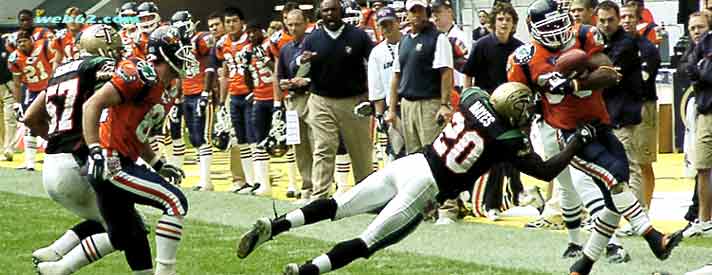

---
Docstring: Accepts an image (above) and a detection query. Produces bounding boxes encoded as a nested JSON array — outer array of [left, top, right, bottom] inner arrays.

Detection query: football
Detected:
[[555, 49, 591, 79]]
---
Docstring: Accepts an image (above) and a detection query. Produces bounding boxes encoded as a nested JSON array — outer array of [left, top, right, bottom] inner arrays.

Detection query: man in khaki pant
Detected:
[[0, 32, 16, 161], [299, 0, 374, 199], [387, 0, 454, 224]]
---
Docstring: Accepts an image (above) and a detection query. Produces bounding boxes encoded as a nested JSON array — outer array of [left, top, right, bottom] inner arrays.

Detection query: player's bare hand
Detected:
[[436, 105, 453, 125], [292, 77, 310, 87], [384, 109, 397, 124], [300, 51, 316, 63]]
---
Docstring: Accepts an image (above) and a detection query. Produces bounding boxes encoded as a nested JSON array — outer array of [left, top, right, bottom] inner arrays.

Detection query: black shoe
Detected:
[[249, 183, 261, 194], [286, 190, 297, 198], [606, 244, 631, 264], [562, 243, 583, 258], [650, 230, 684, 260], [233, 184, 253, 194], [569, 255, 594, 275]]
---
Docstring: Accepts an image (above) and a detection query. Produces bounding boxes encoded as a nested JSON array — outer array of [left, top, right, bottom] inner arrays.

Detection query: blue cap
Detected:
[[376, 7, 397, 24]]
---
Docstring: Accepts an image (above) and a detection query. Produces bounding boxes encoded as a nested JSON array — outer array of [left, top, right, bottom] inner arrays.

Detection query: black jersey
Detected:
[[44, 56, 115, 156], [423, 88, 533, 202]]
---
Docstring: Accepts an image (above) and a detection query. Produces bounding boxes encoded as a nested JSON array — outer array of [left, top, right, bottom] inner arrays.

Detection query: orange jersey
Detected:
[[101, 58, 170, 161], [129, 32, 150, 59], [240, 39, 275, 101], [636, 23, 660, 45], [183, 32, 214, 95], [507, 25, 609, 130], [51, 28, 81, 63], [5, 27, 54, 53], [8, 39, 54, 92], [360, 8, 381, 43], [215, 32, 250, 95]]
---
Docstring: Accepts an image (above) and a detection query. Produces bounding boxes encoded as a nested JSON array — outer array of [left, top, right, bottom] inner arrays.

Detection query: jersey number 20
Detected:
[[432, 112, 485, 173]]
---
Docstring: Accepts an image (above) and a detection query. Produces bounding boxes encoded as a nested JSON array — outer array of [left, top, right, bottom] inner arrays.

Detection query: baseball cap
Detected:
[[430, 0, 452, 9], [376, 7, 397, 24], [405, 0, 428, 11]]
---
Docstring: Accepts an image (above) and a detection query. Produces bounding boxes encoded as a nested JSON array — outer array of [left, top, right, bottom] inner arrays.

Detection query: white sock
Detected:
[[61, 233, 114, 272], [170, 139, 185, 168], [334, 154, 351, 190], [286, 148, 298, 188], [50, 230, 80, 256], [613, 190, 652, 236], [286, 209, 306, 228], [568, 228, 582, 245], [609, 234, 622, 246], [312, 254, 333, 274], [133, 269, 153, 275], [253, 145, 270, 187], [24, 135, 36, 168], [155, 215, 183, 274], [239, 143, 254, 185], [378, 134, 389, 165], [583, 208, 620, 261], [198, 144, 212, 187]]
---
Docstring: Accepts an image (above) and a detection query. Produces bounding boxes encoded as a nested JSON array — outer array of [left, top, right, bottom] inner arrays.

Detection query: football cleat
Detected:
[[606, 244, 631, 264], [435, 216, 456, 225], [37, 261, 71, 275], [32, 247, 62, 267], [486, 209, 501, 222], [650, 230, 684, 260], [286, 186, 297, 198], [562, 243, 583, 258], [525, 215, 565, 230], [683, 220, 712, 238], [237, 218, 272, 259], [283, 263, 300, 275]]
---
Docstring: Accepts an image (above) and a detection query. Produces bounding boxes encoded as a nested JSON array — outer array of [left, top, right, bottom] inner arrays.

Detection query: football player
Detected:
[[5, 9, 54, 53], [51, 7, 86, 69], [82, 26, 188, 275], [23, 24, 122, 275], [507, 0, 682, 274], [242, 22, 277, 196], [118, 2, 139, 59], [172, 10, 216, 191], [237, 83, 598, 274], [8, 30, 54, 171], [131, 1, 161, 59], [209, 7, 259, 193]]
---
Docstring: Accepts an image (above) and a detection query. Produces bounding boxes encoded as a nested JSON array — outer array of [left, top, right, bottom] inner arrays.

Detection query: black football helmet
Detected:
[[527, 0, 574, 50], [171, 10, 198, 42], [148, 26, 197, 79], [212, 106, 233, 151], [137, 1, 161, 34], [117, 2, 138, 29], [341, 0, 362, 25]]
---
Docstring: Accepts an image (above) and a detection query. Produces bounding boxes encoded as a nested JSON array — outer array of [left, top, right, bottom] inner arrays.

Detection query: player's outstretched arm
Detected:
[[23, 90, 49, 139], [82, 82, 122, 145]]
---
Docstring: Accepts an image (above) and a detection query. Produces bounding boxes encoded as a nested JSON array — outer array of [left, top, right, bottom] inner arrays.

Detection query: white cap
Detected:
[[405, 0, 428, 11]]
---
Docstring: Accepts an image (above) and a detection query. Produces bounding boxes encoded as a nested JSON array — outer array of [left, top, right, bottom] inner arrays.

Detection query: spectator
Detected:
[[684, 9, 712, 237], [368, 7, 404, 163], [277, 9, 315, 203], [431, 0, 469, 92], [268, 21, 284, 37], [472, 10, 490, 42], [387, 0, 454, 223], [0, 33, 14, 161], [624, 0, 654, 24], [620, 2, 661, 210], [300, 0, 374, 199], [570, 0, 597, 25], [5, 9, 54, 53], [680, 12, 710, 226], [625, 0, 660, 45]]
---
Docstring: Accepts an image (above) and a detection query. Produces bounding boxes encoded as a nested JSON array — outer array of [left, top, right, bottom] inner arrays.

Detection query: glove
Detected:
[[574, 121, 603, 144], [197, 91, 210, 117], [375, 113, 387, 133], [12, 103, 23, 121], [87, 144, 106, 185], [353, 101, 373, 117], [169, 105, 180, 123], [153, 158, 186, 185], [545, 72, 578, 95]]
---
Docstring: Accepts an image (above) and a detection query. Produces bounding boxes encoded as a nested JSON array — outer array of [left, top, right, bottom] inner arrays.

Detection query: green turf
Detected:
[[0, 191, 549, 275]]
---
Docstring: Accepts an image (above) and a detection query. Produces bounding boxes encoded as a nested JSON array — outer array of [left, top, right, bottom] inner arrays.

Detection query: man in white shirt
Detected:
[[368, 7, 403, 163]]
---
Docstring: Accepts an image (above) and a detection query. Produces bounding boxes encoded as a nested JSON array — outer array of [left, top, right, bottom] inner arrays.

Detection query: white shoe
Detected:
[[687, 264, 712, 275], [283, 263, 300, 275], [37, 261, 71, 275], [237, 218, 272, 259], [520, 186, 545, 213], [435, 217, 456, 225], [286, 185, 297, 198], [252, 183, 272, 197], [486, 209, 500, 222], [32, 247, 62, 267], [684, 220, 712, 238]]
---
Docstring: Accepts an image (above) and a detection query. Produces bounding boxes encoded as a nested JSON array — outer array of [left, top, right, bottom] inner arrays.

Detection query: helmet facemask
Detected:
[[175, 41, 199, 78], [529, 12, 574, 50], [138, 12, 160, 34]]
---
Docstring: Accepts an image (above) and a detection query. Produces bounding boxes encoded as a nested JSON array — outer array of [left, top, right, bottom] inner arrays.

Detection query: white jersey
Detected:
[[446, 24, 470, 88], [368, 40, 399, 103]]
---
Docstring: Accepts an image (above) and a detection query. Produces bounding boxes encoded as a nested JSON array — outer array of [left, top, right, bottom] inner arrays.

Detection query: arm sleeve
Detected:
[[686, 34, 706, 81], [278, 46, 289, 80], [433, 33, 454, 69], [368, 49, 385, 101]]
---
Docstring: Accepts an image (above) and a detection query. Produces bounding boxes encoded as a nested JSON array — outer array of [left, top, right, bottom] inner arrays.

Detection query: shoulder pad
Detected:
[[55, 29, 67, 39], [588, 26, 605, 47], [512, 43, 535, 65]]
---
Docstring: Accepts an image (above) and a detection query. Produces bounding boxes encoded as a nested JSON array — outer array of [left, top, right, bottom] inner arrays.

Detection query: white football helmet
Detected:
[[137, 2, 161, 34]]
